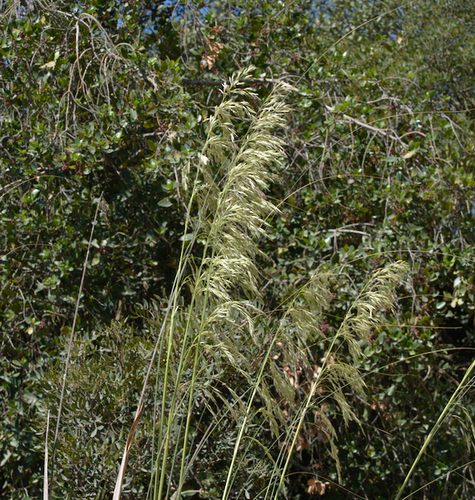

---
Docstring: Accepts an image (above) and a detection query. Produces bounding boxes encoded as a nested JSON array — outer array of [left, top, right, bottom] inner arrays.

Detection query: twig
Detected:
[[48, 193, 103, 499], [181, 77, 298, 91], [181, 78, 406, 145], [323, 103, 408, 146]]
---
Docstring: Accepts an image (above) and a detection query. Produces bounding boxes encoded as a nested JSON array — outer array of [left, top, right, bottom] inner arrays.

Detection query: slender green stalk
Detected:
[[272, 335, 341, 498], [150, 66, 290, 500], [152, 153, 221, 499], [43, 411, 50, 500], [394, 358, 475, 500], [113, 67, 410, 500], [399, 458, 475, 500], [175, 245, 216, 498], [221, 333, 281, 500], [153, 181, 202, 500], [262, 261, 408, 499]]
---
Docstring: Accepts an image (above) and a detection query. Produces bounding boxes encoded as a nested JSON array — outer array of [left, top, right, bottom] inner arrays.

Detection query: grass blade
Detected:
[[113, 403, 145, 500], [43, 410, 50, 500], [395, 358, 475, 500]]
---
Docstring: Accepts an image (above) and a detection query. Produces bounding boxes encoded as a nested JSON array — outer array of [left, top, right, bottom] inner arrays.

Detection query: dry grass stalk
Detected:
[[113, 403, 146, 500]]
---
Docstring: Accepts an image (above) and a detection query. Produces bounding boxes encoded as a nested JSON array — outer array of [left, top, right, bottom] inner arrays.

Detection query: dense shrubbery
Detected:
[[1, 0, 475, 498]]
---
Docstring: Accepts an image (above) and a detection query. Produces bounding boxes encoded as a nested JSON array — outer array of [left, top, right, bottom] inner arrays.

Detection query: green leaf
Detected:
[[180, 233, 194, 242], [158, 198, 172, 207], [40, 60, 56, 69], [402, 150, 417, 159]]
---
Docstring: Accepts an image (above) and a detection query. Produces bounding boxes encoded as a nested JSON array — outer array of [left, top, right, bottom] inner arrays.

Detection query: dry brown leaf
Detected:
[[200, 54, 217, 70], [371, 399, 392, 422], [208, 40, 223, 55], [307, 478, 329, 495], [283, 365, 297, 387], [314, 413, 329, 443], [296, 432, 310, 452], [316, 428, 329, 444], [200, 39, 224, 69]]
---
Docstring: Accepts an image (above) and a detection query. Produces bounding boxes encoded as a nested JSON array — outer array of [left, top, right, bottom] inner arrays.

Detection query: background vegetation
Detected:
[[1, 0, 474, 498]]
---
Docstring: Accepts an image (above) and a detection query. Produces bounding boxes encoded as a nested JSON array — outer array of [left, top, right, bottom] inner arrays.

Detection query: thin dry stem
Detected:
[[48, 193, 103, 499]]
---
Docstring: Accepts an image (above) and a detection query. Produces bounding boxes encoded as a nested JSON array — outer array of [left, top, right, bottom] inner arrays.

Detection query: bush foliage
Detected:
[[1, 0, 475, 498]]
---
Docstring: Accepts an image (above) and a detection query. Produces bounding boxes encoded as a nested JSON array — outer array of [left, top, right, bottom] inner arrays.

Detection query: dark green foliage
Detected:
[[1, 0, 475, 498], [34, 321, 154, 499]]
